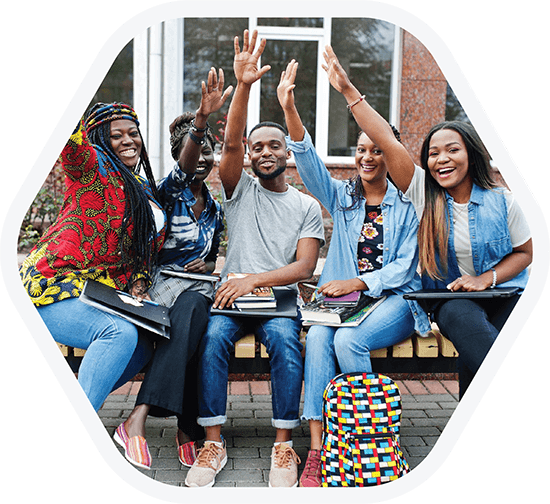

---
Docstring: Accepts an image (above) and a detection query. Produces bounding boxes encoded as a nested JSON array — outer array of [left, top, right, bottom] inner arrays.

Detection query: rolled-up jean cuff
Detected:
[[301, 414, 322, 422], [197, 415, 227, 427], [272, 418, 301, 429]]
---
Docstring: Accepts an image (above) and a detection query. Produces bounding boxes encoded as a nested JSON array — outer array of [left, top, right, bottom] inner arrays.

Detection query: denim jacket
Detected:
[[422, 183, 529, 291], [287, 130, 431, 335]]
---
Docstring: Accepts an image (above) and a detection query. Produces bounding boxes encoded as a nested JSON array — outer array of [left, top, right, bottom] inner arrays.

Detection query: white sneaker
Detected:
[[269, 443, 301, 487], [184, 439, 227, 488]]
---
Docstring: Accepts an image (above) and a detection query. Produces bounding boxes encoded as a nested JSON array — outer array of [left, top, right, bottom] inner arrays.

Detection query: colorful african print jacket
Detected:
[[19, 123, 166, 306]]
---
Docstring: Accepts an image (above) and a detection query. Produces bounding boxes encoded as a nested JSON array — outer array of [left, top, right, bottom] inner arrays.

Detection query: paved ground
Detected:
[[99, 378, 459, 487]]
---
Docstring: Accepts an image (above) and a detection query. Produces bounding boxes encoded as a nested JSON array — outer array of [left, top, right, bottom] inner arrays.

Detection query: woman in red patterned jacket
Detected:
[[19, 103, 166, 411]]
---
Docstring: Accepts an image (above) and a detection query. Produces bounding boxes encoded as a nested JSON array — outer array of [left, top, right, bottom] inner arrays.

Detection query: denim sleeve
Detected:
[[357, 204, 420, 297], [157, 162, 192, 209], [286, 129, 340, 214]]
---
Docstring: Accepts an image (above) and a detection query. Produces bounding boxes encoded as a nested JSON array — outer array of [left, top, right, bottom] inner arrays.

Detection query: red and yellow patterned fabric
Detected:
[[20, 122, 165, 306]]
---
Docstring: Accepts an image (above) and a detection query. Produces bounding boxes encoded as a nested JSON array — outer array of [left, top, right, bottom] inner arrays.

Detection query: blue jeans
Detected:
[[37, 298, 139, 411], [198, 314, 303, 429], [302, 295, 414, 421]]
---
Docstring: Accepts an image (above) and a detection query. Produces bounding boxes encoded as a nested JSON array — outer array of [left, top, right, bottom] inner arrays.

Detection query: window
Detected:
[[181, 17, 398, 163]]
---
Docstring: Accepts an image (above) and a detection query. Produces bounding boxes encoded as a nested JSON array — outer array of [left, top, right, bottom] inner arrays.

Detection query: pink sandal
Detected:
[[176, 436, 197, 467], [113, 422, 151, 470]]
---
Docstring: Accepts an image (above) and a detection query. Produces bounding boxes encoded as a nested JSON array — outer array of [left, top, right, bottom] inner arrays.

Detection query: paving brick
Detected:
[[426, 409, 455, 418], [395, 380, 410, 394], [230, 382, 250, 395], [154, 470, 186, 484], [227, 409, 255, 418], [407, 445, 434, 457], [423, 380, 447, 394], [215, 469, 265, 483], [401, 436, 426, 447], [401, 426, 441, 437], [441, 380, 459, 394], [410, 417, 449, 429], [403, 380, 429, 394], [232, 417, 272, 427], [250, 381, 270, 395], [233, 458, 271, 470]]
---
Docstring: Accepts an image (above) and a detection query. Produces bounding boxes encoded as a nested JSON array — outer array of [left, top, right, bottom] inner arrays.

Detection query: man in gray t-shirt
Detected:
[[185, 30, 324, 489]]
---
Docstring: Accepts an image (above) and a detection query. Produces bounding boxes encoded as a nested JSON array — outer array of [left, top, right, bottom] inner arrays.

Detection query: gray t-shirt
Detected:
[[220, 170, 325, 290]]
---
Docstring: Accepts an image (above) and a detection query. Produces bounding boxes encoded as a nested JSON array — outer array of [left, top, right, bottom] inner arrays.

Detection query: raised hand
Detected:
[[277, 59, 298, 111], [233, 29, 271, 85], [322, 45, 354, 95], [197, 67, 233, 119]]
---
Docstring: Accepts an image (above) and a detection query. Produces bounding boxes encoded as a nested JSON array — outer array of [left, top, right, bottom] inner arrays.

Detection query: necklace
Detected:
[[452, 202, 468, 224]]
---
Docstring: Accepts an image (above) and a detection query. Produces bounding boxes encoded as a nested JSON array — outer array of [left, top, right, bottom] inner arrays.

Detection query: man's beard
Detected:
[[251, 159, 287, 180]]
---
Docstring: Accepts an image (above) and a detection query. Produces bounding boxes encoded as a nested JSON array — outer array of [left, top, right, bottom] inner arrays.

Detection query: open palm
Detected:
[[322, 45, 352, 94], [233, 29, 271, 85]]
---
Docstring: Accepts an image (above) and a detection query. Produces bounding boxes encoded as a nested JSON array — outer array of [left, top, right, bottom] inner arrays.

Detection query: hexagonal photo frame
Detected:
[[2, 3, 549, 502]]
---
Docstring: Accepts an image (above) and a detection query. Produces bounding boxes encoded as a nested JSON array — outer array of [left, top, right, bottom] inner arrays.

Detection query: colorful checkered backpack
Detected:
[[320, 372, 410, 486]]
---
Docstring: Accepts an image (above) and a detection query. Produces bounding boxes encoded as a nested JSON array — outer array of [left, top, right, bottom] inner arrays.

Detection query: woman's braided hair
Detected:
[[169, 112, 216, 161], [85, 102, 160, 288]]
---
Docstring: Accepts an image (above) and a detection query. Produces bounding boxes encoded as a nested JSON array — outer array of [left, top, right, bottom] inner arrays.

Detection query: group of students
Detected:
[[19, 30, 532, 488]]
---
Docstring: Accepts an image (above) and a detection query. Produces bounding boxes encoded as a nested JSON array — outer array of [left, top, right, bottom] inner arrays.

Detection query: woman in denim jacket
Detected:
[[278, 56, 431, 487], [317, 46, 532, 401]]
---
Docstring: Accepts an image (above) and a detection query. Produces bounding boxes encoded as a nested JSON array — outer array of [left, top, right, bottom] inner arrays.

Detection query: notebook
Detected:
[[79, 280, 171, 338]]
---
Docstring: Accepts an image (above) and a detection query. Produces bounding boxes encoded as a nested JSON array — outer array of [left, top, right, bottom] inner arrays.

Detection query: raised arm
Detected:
[[219, 29, 271, 198], [277, 59, 305, 142], [177, 67, 233, 177], [322, 45, 415, 192]]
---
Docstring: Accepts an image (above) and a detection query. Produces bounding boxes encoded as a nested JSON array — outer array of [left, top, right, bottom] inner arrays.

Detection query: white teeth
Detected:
[[120, 149, 136, 158]]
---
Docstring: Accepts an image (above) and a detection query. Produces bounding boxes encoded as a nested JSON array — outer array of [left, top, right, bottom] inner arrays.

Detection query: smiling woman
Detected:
[[18, 102, 166, 412]]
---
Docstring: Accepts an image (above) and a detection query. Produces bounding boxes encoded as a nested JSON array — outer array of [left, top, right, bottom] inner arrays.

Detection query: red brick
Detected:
[[395, 380, 410, 394], [111, 382, 131, 395], [250, 381, 270, 395], [403, 380, 428, 394], [130, 382, 141, 395], [423, 381, 447, 394], [230, 381, 250, 395], [441, 380, 459, 395]]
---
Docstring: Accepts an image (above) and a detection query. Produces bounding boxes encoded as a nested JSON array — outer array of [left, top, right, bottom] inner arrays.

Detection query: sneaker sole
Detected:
[[184, 454, 228, 488], [113, 430, 151, 471], [268, 480, 298, 488]]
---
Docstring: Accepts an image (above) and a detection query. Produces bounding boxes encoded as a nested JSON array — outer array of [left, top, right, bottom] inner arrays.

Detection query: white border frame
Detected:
[[0, 0, 550, 502]]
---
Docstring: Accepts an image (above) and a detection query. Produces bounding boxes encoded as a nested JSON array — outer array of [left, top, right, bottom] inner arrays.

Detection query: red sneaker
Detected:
[[299, 449, 322, 487]]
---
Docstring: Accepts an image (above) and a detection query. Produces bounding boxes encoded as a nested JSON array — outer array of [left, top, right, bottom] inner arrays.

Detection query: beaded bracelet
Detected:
[[347, 95, 366, 112], [490, 268, 497, 288]]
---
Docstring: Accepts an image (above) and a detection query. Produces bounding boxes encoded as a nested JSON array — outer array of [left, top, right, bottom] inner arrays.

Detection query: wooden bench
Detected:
[[58, 325, 458, 379]]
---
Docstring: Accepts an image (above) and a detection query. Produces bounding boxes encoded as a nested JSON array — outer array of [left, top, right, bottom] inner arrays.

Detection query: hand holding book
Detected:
[[213, 272, 265, 310]]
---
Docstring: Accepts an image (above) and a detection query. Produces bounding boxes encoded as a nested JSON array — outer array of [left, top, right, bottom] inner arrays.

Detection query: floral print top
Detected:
[[357, 204, 384, 273]]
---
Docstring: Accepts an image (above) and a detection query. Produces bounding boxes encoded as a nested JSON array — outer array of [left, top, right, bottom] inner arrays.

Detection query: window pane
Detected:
[[90, 40, 134, 109], [259, 40, 318, 143], [257, 18, 323, 28], [328, 19, 395, 156], [183, 18, 249, 147]]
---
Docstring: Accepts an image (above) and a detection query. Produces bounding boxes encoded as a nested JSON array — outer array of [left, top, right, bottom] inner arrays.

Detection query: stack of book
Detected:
[[300, 291, 386, 327], [228, 273, 277, 310]]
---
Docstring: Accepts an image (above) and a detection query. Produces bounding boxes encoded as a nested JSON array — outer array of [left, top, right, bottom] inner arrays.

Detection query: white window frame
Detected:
[[134, 17, 402, 178]]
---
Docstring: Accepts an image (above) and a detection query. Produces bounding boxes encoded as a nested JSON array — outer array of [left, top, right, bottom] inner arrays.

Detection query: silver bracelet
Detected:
[[490, 268, 497, 288]]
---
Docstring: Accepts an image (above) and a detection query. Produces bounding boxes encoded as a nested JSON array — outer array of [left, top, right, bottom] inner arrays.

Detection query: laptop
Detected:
[[403, 287, 520, 300]]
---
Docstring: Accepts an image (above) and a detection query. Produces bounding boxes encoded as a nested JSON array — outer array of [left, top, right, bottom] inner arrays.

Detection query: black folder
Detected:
[[79, 280, 171, 338], [210, 287, 298, 318], [403, 287, 520, 300]]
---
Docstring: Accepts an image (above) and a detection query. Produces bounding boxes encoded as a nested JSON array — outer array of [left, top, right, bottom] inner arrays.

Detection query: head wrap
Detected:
[[169, 112, 216, 161], [85, 103, 139, 134]]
